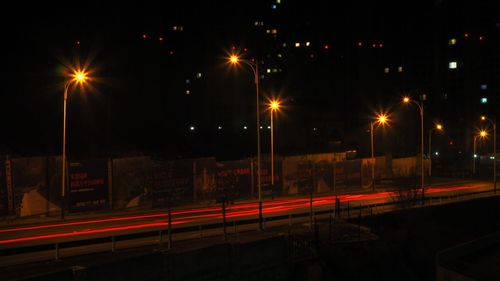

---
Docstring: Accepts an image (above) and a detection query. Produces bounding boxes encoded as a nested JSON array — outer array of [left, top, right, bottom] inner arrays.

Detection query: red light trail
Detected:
[[0, 184, 486, 246]]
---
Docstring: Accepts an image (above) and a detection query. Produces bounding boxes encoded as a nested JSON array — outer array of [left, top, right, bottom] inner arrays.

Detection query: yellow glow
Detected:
[[480, 130, 488, 138], [375, 113, 389, 126], [72, 70, 88, 84], [269, 100, 281, 111], [229, 55, 239, 64], [436, 124, 443, 130], [481, 115, 486, 121], [403, 96, 410, 103]]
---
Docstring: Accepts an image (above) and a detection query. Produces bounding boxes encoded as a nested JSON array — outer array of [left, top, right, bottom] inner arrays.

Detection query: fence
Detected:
[[0, 153, 427, 218]]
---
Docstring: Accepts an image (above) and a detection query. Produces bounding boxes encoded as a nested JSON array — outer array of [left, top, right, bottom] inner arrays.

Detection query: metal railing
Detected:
[[0, 189, 496, 266]]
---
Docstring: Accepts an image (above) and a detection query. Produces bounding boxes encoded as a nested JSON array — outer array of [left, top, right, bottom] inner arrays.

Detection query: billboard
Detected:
[[256, 158, 283, 198], [216, 160, 252, 200], [151, 159, 194, 207], [68, 159, 109, 212], [0, 157, 6, 215], [112, 156, 152, 209]]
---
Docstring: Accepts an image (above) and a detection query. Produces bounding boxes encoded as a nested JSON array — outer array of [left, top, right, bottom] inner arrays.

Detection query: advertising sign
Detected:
[[151, 159, 193, 207], [68, 159, 108, 212]]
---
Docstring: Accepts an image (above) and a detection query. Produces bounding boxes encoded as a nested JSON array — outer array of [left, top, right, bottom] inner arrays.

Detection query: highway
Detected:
[[0, 181, 494, 266]]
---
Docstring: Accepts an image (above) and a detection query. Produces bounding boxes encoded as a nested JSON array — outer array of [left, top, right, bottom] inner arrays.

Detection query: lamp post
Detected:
[[428, 123, 443, 177], [473, 130, 488, 176], [61, 70, 88, 219], [269, 100, 281, 188], [229, 55, 263, 229], [370, 113, 389, 191], [481, 116, 496, 193], [403, 96, 425, 202]]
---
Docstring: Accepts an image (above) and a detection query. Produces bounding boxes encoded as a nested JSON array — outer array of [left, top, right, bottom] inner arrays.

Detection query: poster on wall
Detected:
[[216, 160, 252, 200], [151, 159, 194, 207], [0, 157, 6, 215], [257, 159, 283, 197], [68, 159, 108, 212], [297, 161, 313, 194]]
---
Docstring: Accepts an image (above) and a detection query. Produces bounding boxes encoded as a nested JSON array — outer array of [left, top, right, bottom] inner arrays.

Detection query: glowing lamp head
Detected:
[[480, 130, 488, 138], [72, 70, 88, 84], [403, 96, 410, 103], [269, 100, 281, 111], [436, 124, 443, 130], [481, 115, 486, 121], [229, 55, 239, 64], [375, 113, 389, 126]]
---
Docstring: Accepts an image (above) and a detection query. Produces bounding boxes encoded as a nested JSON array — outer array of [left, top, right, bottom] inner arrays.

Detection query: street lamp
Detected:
[[268, 99, 281, 188], [481, 116, 496, 193], [228, 54, 264, 229], [61, 69, 89, 219], [428, 123, 443, 177], [370, 113, 389, 191], [473, 130, 488, 176], [402, 96, 425, 202]]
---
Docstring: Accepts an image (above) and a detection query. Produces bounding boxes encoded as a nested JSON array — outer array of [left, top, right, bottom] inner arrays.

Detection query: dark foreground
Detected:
[[2, 196, 500, 281]]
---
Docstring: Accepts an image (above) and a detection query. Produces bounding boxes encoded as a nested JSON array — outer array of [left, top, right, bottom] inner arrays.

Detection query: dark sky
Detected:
[[0, 0, 495, 160]]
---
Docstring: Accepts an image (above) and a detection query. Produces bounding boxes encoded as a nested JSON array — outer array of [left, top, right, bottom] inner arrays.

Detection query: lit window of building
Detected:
[[266, 68, 271, 73], [266, 29, 271, 34], [481, 97, 488, 104], [384, 67, 390, 73], [305, 41, 311, 47], [480, 84, 488, 90], [272, 68, 278, 73], [277, 53, 283, 58], [449, 38, 457, 45], [243, 126, 248, 130], [276, 0, 281, 3], [295, 42, 300, 47], [189, 126, 195, 131], [185, 90, 191, 95], [185, 79, 190, 84], [272, 4, 277, 9], [398, 66, 403, 72], [172, 26, 184, 31], [448, 61, 457, 69], [271, 29, 277, 34], [282, 43, 287, 47], [196, 72, 202, 78]]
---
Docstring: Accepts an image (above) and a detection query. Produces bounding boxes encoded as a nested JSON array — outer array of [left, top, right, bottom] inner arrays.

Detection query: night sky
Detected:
[[0, 1, 497, 161]]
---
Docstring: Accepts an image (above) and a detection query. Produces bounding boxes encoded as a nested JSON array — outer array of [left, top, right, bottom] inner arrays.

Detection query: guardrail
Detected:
[[0, 189, 496, 266]]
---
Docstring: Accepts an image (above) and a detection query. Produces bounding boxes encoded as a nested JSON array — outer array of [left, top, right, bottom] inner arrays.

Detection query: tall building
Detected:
[[431, 0, 499, 171]]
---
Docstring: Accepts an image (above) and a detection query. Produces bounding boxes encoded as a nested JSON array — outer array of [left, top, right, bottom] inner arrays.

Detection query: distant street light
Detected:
[[61, 69, 89, 219], [268, 99, 281, 188], [370, 113, 389, 191], [402, 96, 425, 202], [473, 130, 488, 176], [428, 123, 443, 177], [228, 54, 264, 230], [480, 116, 496, 193]]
